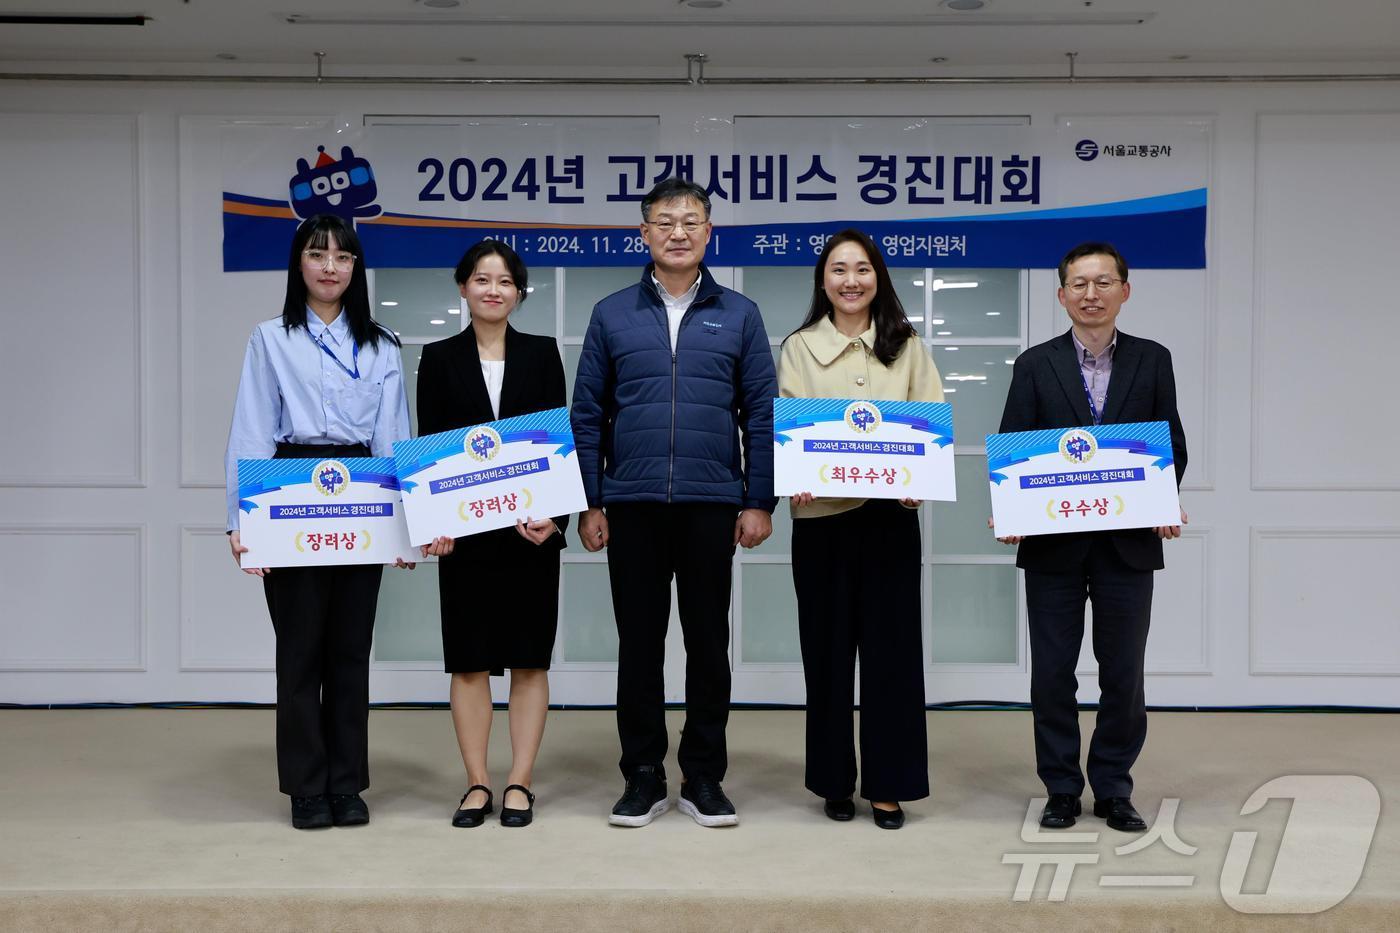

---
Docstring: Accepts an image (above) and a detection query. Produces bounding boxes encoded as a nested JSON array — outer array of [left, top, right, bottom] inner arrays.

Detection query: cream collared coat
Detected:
[[778, 314, 945, 519]]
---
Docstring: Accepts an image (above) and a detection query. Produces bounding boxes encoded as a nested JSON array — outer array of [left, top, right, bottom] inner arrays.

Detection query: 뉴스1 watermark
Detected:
[[1003, 775, 1380, 914]]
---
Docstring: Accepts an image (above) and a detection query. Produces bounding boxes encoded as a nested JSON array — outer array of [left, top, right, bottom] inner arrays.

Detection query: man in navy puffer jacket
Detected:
[[571, 177, 777, 829]]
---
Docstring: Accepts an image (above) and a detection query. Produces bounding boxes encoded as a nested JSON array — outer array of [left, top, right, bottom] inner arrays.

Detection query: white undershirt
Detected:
[[480, 359, 504, 419], [652, 273, 701, 352]]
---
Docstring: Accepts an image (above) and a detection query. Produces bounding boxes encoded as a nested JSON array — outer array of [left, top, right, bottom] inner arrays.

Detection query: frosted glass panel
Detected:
[[564, 267, 640, 336], [753, 506, 793, 554], [928, 269, 1019, 339], [929, 456, 1004, 557], [564, 344, 583, 404], [374, 563, 445, 664], [740, 563, 801, 663], [401, 344, 424, 435], [933, 345, 1018, 446], [742, 265, 925, 340], [374, 267, 461, 339], [561, 561, 618, 662], [930, 564, 1018, 664]]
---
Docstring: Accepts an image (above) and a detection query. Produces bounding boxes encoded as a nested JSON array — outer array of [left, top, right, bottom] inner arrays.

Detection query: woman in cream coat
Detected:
[[779, 228, 944, 830]]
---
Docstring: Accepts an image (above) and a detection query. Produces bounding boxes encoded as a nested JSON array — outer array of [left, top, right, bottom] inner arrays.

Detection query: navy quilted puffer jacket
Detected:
[[570, 264, 777, 511]]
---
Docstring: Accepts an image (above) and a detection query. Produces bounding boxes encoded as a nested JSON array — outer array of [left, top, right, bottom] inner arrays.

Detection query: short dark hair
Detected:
[[1058, 241, 1129, 285], [641, 177, 711, 221], [788, 229, 917, 367], [280, 214, 396, 349], [453, 238, 529, 302]]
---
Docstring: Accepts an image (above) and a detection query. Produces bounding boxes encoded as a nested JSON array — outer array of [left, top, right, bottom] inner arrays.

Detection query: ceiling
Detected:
[[1, 0, 1399, 74]]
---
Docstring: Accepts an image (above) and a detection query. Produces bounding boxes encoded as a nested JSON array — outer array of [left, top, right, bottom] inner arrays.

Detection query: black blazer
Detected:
[[416, 324, 571, 551], [998, 329, 1187, 573]]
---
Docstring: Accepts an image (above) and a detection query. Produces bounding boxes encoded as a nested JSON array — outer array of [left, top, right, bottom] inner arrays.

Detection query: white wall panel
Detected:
[[1251, 529, 1400, 675], [179, 525, 274, 671], [1253, 112, 1400, 489], [0, 113, 143, 486], [0, 525, 144, 670]]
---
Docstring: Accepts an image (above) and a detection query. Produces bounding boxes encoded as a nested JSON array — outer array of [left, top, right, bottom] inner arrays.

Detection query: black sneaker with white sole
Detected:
[[678, 779, 738, 827], [609, 764, 669, 827]]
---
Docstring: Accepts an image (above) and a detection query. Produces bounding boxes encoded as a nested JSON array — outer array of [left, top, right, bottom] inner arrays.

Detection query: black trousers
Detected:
[[606, 502, 737, 782], [260, 441, 382, 798], [1024, 536, 1154, 799], [791, 500, 929, 802]]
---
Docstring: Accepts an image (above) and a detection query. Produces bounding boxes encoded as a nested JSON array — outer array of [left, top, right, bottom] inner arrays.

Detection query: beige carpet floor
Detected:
[[1, 709, 1395, 931]]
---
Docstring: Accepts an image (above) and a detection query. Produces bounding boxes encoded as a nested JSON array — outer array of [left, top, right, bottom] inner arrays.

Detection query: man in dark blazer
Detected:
[[995, 241, 1188, 832]]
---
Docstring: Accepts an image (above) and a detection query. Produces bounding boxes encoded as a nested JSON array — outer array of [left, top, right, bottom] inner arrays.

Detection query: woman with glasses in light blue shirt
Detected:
[[224, 213, 449, 830]]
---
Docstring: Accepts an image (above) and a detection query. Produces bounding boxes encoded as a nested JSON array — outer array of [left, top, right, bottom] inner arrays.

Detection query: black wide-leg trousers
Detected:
[[791, 500, 929, 803], [1024, 536, 1154, 800], [606, 502, 738, 782]]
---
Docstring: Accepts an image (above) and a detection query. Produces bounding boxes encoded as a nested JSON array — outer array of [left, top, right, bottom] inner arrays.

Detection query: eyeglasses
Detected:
[[1064, 277, 1123, 296], [645, 219, 706, 235], [303, 249, 356, 268]]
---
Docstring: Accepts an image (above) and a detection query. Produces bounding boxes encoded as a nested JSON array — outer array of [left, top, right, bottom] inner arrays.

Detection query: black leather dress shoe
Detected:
[[1093, 797, 1147, 832], [871, 804, 905, 830], [500, 784, 535, 828], [823, 798, 856, 821], [330, 793, 369, 827], [1039, 793, 1082, 828], [452, 784, 494, 828], [290, 794, 333, 830]]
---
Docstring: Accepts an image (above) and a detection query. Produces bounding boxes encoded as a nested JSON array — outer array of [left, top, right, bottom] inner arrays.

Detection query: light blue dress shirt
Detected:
[[225, 308, 411, 531]]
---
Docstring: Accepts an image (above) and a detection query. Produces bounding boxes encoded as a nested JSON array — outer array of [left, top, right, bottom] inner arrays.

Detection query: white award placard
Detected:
[[236, 457, 417, 567], [393, 407, 587, 545], [773, 398, 956, 501], [986, 421, 1181, 537]]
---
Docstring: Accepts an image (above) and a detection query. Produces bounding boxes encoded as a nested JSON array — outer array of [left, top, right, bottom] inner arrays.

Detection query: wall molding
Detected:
[[178, 523, 274, 671], [0, 523, 146, 671]]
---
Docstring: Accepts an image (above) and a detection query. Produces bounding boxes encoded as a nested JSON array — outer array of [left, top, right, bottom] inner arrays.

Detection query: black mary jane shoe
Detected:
[[871, 803, 905, 830], [499, 783, 536, 828], [452, 784, 494, 828], [823, 798, 856, 822]]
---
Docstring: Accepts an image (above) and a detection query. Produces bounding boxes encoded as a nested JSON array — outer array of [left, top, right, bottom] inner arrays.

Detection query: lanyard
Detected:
[[1078, 360, 1102, 425], [313, 330, 360, 380]]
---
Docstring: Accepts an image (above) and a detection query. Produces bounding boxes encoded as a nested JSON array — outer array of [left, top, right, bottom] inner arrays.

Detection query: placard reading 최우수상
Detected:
[[236, 457, 417, 568], [986, 421, 1181, 537], [392, 407, 588, 545], [773, 397, 956, 502]]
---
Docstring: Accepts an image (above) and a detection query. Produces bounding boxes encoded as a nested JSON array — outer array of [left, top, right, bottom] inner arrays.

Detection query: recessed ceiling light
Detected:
[[912, 279, 926, 286], [429, 319, 447, 325], [380, 300, 398, 307], [986, 311, 1001, 316], [941, 0, 987, 10], [448, 308, 460, 314], [215, 52, 237, 61]]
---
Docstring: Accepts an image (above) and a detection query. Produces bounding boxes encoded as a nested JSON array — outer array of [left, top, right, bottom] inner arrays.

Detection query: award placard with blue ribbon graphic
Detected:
[[237, 457, 416, 567], [986, 421, 1180, 536], [392, 407, 587, 545], [773, 398, 956, 501]]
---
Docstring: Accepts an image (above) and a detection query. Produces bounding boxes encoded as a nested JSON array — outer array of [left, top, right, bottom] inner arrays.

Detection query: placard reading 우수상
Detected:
[[986, 421, 1181, 537], [773, 397, 956, 502], [236, 456, 417, 568], [392, 407, 588, 545]]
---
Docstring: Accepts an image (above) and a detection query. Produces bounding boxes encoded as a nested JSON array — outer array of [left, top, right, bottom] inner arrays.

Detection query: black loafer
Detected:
[[500, 784, 535, 828], [871, 804, 905, 830], [329, 793, 369, 827], [823, 798, 856, 822], [1093, 796, 1147, 832], [452, 784, 494, 828], [290, 794, 333, 830], [1039, 793, 1082, 829]]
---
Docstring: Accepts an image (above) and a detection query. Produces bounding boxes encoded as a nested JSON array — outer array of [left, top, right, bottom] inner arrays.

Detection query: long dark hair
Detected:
[[280, 214, 397, 348], [788, 229, 915, 366]]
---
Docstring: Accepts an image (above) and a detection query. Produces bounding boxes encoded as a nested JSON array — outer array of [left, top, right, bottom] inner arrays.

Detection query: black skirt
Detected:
[[438, 524, 562, 674]]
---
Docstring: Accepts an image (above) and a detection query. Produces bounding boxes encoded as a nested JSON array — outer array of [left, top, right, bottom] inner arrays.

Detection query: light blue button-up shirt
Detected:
[[224, 308, 411, 531]]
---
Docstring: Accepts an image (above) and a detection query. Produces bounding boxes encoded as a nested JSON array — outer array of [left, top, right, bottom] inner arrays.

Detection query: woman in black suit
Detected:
[[416, 239, 569, 828]]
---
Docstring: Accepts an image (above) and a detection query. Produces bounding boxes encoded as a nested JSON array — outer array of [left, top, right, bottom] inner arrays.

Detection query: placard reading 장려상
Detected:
[[773, 397, 956, 502], [392, 407, 588, 545], [986, 421, 1181, 537], [236, 457, 417, 568]]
